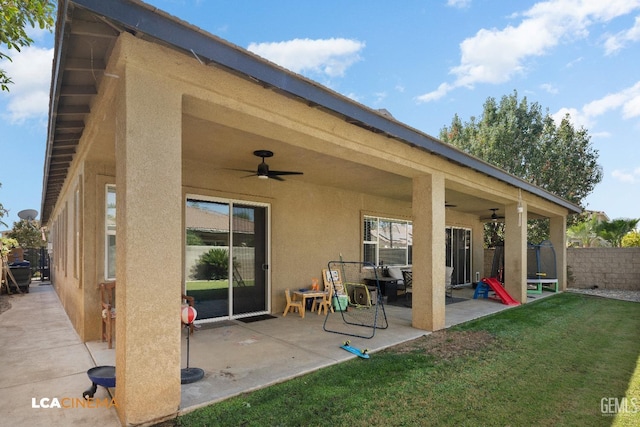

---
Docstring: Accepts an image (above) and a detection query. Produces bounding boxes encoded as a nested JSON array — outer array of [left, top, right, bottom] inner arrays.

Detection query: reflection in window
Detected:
[[363, 215, 412, 266], [106, 185, 116, 280]]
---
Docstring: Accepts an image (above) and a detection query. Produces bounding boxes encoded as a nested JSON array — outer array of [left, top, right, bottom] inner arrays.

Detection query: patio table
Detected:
[[293, 290, 327, 317]]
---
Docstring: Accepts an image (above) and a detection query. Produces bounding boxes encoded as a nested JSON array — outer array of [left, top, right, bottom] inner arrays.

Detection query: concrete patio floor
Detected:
[[0, 283, 121, 427], [0, 282, 556, 425], [88, 285, 556, 414]]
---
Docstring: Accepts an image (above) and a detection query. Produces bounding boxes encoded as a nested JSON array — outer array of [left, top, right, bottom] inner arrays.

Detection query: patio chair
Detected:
[[387, 267, 405, 294], [402, 270, 413, 300], [283, 289, 303, 318], [445, 266, 454, 298], [100, 281, 116, 349], [313, 283, 334, 315]]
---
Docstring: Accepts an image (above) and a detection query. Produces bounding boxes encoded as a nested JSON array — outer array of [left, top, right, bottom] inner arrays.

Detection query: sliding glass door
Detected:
[[185, 197, 269, 321], [231, 204, 268, 316], [445, 227, 472, 286]]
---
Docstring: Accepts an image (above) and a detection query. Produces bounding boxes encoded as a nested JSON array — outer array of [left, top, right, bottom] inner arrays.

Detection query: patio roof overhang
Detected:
[[42, 0, 581, 224]]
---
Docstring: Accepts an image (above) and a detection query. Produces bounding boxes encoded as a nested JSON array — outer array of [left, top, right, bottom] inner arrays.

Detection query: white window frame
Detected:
[[363, 214, 412, 267]]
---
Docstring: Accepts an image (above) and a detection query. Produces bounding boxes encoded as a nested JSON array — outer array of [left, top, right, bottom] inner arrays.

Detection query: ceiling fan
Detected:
[[486, 208, 504, 222], [234, 150, 303, 181]]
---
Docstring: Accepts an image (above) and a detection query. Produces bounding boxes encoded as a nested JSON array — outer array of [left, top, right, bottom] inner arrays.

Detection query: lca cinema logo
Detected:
[[600, 397, 638, 416], [32, 397, 117, 409]]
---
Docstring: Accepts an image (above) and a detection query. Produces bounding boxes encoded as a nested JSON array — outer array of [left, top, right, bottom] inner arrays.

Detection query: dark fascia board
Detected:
[[66, 0, 581, 214], [42, 0, 73, 223]]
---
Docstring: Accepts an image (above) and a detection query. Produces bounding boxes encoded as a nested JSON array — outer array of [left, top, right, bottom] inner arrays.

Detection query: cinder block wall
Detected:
[[484, 247, 640, 291], [567, 247, 640, 290]]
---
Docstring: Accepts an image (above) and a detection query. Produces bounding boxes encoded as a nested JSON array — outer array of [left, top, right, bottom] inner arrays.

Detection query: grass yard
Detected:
[[185, 280, 228, 291], [167, 293, 640, 426], [186, 280, 255, 291]]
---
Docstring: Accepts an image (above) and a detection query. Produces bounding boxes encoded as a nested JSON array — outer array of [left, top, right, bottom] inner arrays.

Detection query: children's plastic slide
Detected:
[[480, 277, 521, 306]]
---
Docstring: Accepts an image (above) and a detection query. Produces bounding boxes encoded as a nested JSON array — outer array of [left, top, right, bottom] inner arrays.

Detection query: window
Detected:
[[363, 215, 412, 266], [105, 185, 116, 280], [73, 179, 82, 281]]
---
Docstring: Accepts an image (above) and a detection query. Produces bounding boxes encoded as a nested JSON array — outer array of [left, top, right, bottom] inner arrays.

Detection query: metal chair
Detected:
[[402, 270, 413, 300]]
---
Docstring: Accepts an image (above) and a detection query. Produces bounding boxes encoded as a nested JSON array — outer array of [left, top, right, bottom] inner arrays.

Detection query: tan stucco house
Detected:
[[42, 0, 581, 424]]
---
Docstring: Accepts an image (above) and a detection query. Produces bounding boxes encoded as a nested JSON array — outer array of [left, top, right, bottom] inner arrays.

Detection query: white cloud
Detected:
[[565, 56, 583, 68], [416, 82, 453, 103], [604, 16, 640, 55], [447, 0, 472, 9], [373, 91, 387, 104], [582, 81, 640, 119], [553, 107, 593, 129], [417, 0, 640, 102], [612, 168, 640, 184], [247, 38, 365, 78], [1, 46, 53, 124], [540, 83, 558, 94], [555, 81, 640, 129], [345, 92, 361, 102]]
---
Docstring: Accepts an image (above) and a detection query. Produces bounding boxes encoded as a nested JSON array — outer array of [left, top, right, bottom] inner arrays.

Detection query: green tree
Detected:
[[0, 183, 7, 227], [1, 0, 55, 91], [567, 216, 603, 248], [597, 218, 639, 247], [6, 218, 45, 248], [621, 230, 640, 247], [186, 230, 204, 246], [440, 91, 603, 245]]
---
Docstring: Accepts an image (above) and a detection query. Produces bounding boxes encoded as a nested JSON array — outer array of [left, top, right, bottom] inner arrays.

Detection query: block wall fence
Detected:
[[484, 247, 640, 291]]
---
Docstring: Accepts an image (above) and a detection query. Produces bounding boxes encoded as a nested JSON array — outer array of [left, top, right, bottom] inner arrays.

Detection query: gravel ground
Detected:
[[567, 288, 640, 303]]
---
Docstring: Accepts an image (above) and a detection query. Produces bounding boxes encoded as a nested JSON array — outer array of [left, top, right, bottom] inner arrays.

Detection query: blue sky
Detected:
[[1, 0, 639, 230]]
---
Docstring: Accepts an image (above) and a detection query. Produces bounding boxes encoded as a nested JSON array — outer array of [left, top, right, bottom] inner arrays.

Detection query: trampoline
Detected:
[[527, 240, 558, 293]]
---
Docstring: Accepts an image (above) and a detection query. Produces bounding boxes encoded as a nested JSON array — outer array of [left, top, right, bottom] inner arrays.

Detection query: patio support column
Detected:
[[504, 202, 527, 303], [472, 220, 484, 282], [114, 65, 183, 425], [412, 173, 446, 331], [549, 215, 567, 291]]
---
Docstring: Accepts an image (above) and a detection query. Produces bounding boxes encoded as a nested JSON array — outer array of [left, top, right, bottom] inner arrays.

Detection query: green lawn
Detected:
[[186, 280, 255, 291], [185, 280, 228, 291], [170, 293, 640, 426]]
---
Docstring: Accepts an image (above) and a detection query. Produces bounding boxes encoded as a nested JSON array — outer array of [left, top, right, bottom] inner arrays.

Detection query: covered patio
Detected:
[[87, 287, 557, 412]]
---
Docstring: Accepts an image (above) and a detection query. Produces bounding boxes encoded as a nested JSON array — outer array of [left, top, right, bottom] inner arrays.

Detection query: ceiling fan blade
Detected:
[[226, 168, 256, 173], [268, 170, 304, 176], [224, 168, 259, 179]]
